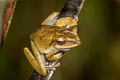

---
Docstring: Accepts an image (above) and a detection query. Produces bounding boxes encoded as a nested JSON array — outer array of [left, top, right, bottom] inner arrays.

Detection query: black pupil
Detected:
[[57, 41, 65, 45]]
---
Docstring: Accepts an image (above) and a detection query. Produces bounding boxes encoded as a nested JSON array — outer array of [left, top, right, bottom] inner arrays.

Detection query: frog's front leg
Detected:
[[46, 51, 63, 61]]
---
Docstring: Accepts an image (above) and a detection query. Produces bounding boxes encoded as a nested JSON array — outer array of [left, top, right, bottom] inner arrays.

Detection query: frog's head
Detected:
[[52, 27, 81, 51]]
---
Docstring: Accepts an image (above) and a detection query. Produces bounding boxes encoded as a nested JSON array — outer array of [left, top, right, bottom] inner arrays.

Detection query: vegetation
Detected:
[[0, 0, 120, 80]]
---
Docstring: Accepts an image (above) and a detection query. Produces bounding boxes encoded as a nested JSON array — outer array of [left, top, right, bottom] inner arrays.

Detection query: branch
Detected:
[[30, 71, 44, 80], [30, 70, 54, 80], [58, 0, 85, 21]]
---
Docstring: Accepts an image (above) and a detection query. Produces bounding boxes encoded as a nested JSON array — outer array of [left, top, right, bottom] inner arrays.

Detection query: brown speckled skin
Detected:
[[24, 12, 80, 77]]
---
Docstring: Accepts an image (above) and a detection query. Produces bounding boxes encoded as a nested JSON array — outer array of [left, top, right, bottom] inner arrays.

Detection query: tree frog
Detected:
[[24, 12, 81, 76]]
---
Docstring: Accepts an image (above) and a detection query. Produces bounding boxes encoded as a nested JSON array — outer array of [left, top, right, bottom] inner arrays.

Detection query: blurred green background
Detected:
[[0, 0, 120, 80]]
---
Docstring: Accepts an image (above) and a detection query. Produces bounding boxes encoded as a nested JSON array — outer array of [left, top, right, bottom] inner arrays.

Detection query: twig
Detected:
[[30, 70, 54, 80], [58, 0, 85, 21], [30, 71, 44, 80]]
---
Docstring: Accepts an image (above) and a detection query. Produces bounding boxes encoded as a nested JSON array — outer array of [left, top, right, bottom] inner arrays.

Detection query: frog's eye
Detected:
[[56, 41, 66, 45], [56, 37, 66, 45]]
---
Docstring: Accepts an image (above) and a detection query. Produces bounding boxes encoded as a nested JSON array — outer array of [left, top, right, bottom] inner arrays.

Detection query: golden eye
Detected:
[[56, 41, 66, 45]]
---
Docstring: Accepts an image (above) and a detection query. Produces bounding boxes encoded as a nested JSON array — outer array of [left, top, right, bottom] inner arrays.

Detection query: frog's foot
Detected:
[[41, 12, 60, 25], [46, 52, 63, 61], [46, 60, 60, 71]]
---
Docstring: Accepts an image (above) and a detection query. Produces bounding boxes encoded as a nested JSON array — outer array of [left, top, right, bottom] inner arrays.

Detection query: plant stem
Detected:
[[58, 0, 85, 21]]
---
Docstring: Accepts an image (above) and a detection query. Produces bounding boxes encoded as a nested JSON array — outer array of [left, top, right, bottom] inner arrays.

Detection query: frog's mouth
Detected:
[[54, 46, 76, 51], [58, 47, 71, 51]]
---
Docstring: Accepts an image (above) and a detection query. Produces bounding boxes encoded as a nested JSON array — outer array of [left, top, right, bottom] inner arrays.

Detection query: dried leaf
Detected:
[[0, 0, 17, 47]]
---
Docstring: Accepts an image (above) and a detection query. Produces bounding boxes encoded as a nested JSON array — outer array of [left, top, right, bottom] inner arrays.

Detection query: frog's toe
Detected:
[[46, 61, 61, 71]]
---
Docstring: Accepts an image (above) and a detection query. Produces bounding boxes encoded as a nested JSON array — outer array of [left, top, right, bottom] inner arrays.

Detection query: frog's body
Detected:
[[31, 25, 80, 53], [24, 12, 81, 76]]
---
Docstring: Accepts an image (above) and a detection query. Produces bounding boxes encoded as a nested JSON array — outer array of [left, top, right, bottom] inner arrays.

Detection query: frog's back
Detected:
[[30, 28, 41, 41], [30, 25, 58, 52], [30, 25, 57, 41]]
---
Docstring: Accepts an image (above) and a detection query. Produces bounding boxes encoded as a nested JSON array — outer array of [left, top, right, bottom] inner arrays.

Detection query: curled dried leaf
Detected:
[[0, 0, 17, 47]]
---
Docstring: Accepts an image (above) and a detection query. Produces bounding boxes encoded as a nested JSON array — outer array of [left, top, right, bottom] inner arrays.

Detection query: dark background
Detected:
[[0, 0, 120, 80]]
